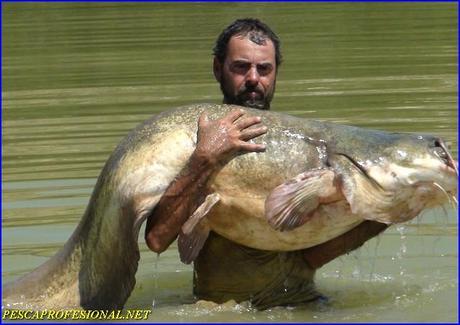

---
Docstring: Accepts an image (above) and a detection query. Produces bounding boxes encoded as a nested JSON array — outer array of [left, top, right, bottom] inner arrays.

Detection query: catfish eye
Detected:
[[395, 149, 408, 160]]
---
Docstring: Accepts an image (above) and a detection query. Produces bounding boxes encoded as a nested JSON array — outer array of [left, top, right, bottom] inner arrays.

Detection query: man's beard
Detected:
[[220, 77, 275, 110]]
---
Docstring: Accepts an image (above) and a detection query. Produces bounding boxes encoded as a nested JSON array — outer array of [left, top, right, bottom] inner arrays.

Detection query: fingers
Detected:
[[197, 109, 267, 158], [239, 142, 266, 152], [203, 109, 263, 132], [240, 126, 268, 141], [235, 116, 264, 130], [227, 108, 246, 123], [198, 112, 209, 128], [227, 110, 267, 152]]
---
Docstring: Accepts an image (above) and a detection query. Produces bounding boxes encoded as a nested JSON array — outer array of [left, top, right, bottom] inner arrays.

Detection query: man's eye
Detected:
[[231, 63, 250, 73], [257, 65, 273, 76]]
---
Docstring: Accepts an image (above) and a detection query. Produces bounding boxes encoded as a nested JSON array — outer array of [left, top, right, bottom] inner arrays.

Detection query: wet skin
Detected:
[[145, 35, 388, 270], [145, 35, 275, 252]]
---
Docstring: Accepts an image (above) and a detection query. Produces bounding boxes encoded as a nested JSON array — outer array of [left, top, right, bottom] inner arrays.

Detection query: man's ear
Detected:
[[213, 57, 222, 82]]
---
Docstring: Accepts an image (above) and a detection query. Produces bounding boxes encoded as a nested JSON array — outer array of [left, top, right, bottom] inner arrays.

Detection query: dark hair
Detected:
[[213, 18, 282, 67]]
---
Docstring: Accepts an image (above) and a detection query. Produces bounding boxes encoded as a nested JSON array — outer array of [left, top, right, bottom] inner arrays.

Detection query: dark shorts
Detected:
[[193, 232, 322, 310]]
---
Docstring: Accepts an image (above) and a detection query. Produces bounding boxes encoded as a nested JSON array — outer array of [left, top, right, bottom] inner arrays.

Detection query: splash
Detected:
[[395, 225, 407, 281], [151, 253, 160, 309]]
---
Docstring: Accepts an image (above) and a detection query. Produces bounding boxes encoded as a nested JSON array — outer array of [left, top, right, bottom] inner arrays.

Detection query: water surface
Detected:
[[2, 3, 458, 322]]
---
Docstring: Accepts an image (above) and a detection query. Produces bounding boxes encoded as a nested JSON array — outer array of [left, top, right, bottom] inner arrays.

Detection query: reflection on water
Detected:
[[2, 2, 457, 322]]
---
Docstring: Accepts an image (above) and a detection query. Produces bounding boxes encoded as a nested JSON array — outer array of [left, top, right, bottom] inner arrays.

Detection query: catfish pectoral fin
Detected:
[[178, 193, 220, 264], [265, 168, 340, 231], [178, 222, 211, 265]]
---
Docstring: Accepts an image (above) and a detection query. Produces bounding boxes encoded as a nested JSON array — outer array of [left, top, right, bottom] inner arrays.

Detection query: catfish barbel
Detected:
[[2, 104, 457, 310]]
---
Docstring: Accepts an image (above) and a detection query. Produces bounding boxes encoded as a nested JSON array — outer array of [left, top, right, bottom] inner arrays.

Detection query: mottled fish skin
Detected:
[[2, 104, 457, 310]]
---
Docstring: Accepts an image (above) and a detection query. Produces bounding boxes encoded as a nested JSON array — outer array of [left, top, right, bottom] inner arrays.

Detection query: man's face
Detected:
[[214, 35, 277, 110]]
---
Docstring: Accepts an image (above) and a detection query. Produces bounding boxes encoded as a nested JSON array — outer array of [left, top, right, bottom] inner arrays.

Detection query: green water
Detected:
[[2, 2, 458, 322]]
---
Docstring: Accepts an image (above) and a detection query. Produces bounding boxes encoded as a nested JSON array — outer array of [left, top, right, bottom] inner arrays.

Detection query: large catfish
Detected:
[[2, 104, 457, 310]]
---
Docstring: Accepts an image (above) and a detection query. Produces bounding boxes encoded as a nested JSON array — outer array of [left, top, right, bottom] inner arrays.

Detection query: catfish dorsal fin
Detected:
[[178, 193, 220, 264], [265, 168, 338, 231]]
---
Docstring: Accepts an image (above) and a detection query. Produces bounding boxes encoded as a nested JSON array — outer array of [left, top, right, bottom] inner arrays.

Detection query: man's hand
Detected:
[[193, 108, 268, 167], [145, 108, 268, 253]]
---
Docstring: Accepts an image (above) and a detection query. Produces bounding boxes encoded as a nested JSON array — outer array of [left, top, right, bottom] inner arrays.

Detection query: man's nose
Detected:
[[245, 66, 260, 87]]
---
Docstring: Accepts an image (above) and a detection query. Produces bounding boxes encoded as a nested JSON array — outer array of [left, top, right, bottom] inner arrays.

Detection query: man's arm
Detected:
[[145, 108, 267, 253], [302, 220, 389, 269]]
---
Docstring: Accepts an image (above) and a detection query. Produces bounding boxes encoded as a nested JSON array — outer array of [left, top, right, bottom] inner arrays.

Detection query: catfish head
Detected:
[[266, 132, 457, 231], [330, 134, 457, 224]]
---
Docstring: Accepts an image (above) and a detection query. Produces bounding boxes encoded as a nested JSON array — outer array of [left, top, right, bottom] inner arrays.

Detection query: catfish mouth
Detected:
[[335, 137, 458, 190], [331, 139, 458, 225], [432, 139, 458, 176], [430, 139, 458, 204], [264, 139, 457, 232]]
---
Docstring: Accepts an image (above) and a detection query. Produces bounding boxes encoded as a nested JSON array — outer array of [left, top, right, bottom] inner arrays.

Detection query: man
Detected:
[[145, 18, 387, 309]]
